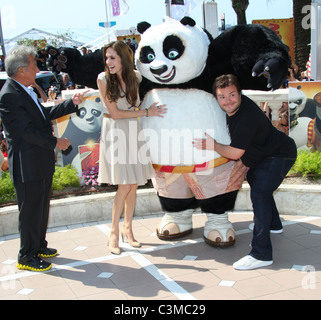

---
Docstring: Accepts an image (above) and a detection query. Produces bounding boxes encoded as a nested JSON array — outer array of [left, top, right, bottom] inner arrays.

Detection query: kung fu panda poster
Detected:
[[288, 81, 321, 152], [56, 90, 104, 175]]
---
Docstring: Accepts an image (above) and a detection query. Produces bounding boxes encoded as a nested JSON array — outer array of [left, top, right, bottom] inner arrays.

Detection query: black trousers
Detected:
[[14, 177, 52, 262], [158, 190, 239, 214]]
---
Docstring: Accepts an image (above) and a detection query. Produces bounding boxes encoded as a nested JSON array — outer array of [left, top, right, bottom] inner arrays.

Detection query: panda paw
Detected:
[[45, 46, 67, 73], [252, 58, 285, 90]]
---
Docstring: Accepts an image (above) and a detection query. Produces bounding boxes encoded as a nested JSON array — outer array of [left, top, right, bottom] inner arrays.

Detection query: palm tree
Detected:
[[293, 0, 311, 75], [231, 0, 249, 25]]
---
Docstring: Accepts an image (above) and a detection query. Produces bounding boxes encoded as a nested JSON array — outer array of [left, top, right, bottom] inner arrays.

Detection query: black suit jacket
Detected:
[[0, 78, 78, 183]]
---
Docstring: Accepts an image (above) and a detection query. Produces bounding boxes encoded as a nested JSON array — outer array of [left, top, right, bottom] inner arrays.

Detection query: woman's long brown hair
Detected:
[[102, 41, 138, 108]]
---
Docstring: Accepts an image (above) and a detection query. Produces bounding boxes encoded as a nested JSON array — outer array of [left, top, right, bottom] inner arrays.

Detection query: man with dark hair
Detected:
[[193, 74, 297, 270]]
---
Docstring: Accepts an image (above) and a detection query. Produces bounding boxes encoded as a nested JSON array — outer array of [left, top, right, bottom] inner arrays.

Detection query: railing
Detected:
[[76, 30, 116, 52], [243, 88, 289, 124]]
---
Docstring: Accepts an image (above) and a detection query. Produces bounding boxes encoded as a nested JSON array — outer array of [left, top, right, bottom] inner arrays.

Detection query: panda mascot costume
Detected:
[[135, 16, 290, 247], [45, 16, 290, 247]]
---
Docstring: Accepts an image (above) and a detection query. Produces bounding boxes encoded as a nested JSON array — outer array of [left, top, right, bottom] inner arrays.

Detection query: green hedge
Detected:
[[52, 164, 80, 190], [289, 150, 321, 179], [0, 171, 16, 204]]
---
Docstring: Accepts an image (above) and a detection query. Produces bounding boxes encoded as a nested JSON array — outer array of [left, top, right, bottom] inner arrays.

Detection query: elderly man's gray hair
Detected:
[[5, 45, 37, 77]]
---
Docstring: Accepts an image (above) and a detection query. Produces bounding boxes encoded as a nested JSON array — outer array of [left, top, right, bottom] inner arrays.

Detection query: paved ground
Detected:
[[0, 211, 321, 301]]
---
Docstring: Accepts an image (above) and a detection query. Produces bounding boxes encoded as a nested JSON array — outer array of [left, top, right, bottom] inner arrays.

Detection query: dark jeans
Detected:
[[247, 156, 296, 261]]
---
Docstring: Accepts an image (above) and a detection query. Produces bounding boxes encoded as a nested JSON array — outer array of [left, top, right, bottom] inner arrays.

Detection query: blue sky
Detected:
[[1, 0, 293, 40]]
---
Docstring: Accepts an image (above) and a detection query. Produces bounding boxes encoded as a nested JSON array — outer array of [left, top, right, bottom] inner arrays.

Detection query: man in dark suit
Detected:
[[0, 45, 88, 272]]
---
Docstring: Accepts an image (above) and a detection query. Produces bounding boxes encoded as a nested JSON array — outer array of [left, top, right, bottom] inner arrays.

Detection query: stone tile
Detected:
[[172, 270, 221, 293], [66, 275, 116, 298], [0, 213, 321, 300], [79, 288, 129, 300], [29, 283, 77, 300], [122, 280, 173, 300], [19, 271, 65, 289], [253, 290, 301, 300], [266, 269, 312, 290], [192, 285, 246, 300], [0, 279, 24, 297], [289, 281, 321, 300], [110, 268, 157, 289], [233, 275, 284, 299]]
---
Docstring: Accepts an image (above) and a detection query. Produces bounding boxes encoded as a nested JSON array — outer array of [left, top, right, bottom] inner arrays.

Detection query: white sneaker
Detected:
[[233, 255, 273, 270], [248, 223, 283, 234]]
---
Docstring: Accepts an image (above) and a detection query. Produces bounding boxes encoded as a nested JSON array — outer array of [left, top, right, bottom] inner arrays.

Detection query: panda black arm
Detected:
[[209, 24, 291, 91], [46, 47, 104, 90]]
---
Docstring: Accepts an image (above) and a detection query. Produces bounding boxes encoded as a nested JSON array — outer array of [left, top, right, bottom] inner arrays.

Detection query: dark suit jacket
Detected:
[[0, 78, 78, 183]]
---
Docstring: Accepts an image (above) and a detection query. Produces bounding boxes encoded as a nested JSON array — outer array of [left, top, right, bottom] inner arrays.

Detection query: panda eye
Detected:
[[295, 100, 302, 105], [163, 35, 184, 61], [77, 108, 87, 119], [167, 50, 179, 60], [147, 53, 155, 62], [140, 46, 156, 64], [92, 109, 102, 117]]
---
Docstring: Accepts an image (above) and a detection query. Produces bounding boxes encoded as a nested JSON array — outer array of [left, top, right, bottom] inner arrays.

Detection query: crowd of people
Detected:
[[0, 40, 305, 273]]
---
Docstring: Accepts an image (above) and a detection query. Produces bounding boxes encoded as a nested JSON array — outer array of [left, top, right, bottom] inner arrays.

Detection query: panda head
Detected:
[[288, 86, 307, 116], [71, 96, 104, 133], [135, 17, 210, 85]]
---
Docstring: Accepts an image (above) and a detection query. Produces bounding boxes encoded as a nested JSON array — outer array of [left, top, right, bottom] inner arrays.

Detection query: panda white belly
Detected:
[[140, 88, 231, 166]]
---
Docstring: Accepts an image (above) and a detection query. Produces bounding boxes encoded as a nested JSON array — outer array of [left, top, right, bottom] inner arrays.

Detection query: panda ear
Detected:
[[137, 21, 151, 34], [180, 16, 196, 27]]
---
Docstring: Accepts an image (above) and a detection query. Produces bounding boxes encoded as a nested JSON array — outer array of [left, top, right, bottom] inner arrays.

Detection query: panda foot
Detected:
[[204, 213, 236, 247], [157, 224, 193, 240], [203, 229, 235, 247], [156, 210, 194, 240]]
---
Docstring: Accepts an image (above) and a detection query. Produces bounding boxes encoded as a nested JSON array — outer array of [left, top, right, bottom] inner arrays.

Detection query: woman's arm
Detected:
[[193, 132, 245, 160], [97, 78, 166, 120]]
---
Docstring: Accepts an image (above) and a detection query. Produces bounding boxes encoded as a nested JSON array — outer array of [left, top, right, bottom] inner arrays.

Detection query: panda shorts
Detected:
[[152, 160, 246, 200]]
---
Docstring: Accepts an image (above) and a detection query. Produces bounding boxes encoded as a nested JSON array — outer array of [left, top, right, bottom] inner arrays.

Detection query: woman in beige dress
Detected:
[[97, 41, 166, 254]]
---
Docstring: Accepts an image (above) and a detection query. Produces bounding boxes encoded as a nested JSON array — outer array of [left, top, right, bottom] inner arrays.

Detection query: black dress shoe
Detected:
[[17, 256, 52, 272], [38, 247, 58, 258]]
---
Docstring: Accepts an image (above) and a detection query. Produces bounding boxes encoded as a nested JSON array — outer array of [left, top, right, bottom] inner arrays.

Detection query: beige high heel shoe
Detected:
[[121, 227, 141, 248], [107, 232, 121, 255]]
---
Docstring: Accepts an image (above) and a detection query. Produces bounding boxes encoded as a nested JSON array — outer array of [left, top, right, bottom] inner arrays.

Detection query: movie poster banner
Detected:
[[252, 18, 295, 63], [56, 90, 103, 175], [288, 81, 321, 152]]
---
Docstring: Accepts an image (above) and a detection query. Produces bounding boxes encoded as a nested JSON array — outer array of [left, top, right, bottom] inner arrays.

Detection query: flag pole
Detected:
[[104, 0, 111, 42], [0, 9, 6, 57], [165, 0, 171, 18]]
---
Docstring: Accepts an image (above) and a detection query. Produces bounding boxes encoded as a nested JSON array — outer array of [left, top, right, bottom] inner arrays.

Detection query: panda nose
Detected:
[[150, 65, 168, 76]]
